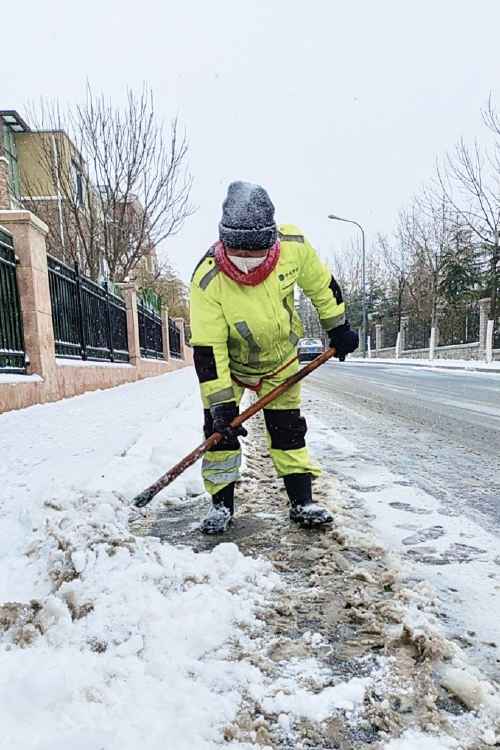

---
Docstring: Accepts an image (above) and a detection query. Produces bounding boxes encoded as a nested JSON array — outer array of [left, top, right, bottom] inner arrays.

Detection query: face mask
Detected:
[[228, 254, 268, 274]]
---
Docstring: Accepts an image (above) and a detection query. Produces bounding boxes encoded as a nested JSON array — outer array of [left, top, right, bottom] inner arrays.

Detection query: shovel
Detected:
[[133, 347, 337, 508]]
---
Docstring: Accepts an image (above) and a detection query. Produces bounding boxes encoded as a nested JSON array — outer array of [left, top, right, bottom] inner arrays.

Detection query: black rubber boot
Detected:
[[201, 483, 235, 535], [284, 473, 333, 527]]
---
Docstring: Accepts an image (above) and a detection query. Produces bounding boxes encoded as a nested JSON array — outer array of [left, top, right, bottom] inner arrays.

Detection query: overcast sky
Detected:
[[3, 0, 500, 281]]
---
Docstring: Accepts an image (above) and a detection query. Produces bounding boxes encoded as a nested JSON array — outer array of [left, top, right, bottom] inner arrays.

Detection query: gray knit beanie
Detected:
[[219, 181, 277, 251]]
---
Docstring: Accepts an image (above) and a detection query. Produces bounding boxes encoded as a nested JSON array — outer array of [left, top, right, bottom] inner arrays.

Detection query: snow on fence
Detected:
[[0, 227, 25, 373], [47, 256, 129, 363]]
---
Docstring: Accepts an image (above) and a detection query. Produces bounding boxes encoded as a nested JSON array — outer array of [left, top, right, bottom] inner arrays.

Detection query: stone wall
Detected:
[[435, 343, 481, 360], [358, 343, 500, 362], [368, 347, 396, 359], [357, 302, 499, 363], [0, 209, 192, 415]]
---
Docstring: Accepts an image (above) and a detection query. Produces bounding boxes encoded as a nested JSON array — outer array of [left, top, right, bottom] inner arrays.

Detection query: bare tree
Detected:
[[437, 134, 500, 321], [377, 226, 411, 327], [134, 260, 190, 321], [399, 192, 455, 329], [22, 85, 193, 282]]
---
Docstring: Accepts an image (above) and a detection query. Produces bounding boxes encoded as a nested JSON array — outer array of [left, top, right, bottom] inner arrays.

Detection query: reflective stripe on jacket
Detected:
[[189, 223, 346, 408]]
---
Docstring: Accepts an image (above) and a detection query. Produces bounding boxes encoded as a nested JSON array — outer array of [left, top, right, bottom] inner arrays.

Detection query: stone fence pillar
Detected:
[[121, 282, 141, 366], [358, 327, 363, 355], [429, 327, 439, 360], [486, 320, 494, 363], [479, 297, 491, 353], [161, 305, 171, 361], [400, 316, 409, 352], [375, 323, 384, 351], [174, 317, 187, 360], [0, 210, 58, 396]]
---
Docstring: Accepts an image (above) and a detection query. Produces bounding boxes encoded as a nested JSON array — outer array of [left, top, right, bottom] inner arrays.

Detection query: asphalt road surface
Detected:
[[305, 361, 500, 532]]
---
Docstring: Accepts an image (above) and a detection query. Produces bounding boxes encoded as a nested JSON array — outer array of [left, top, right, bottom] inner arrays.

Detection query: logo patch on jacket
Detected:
[[278, 267, 298, 282]]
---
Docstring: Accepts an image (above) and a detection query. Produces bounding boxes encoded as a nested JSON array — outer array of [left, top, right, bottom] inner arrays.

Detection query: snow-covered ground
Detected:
[[2, 368, 500, 748], [0, 372, 278, 749]]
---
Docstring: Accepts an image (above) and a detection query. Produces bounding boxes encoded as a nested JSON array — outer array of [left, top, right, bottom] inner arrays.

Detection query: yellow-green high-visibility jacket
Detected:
[[190, 224, 346, 408]]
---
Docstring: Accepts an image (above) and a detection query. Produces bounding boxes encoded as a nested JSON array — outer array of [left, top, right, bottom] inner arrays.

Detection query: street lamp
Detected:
[[328, 213, 367, 357]]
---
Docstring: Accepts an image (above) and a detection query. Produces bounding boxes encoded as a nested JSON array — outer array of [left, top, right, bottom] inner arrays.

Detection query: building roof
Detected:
[[0, 110, 31, 133]]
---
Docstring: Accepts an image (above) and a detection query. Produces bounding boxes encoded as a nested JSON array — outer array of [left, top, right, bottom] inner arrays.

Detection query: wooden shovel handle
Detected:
[[133, 347, 337, 507]]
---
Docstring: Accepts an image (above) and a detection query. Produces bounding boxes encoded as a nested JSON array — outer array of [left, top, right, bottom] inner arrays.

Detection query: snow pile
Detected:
[[0, 496, 282, 750], [0, 490, 276, 749], [383, 729, 460, 749], [261, 676, 369, 720], [0, 371, 279, 749], [440, 666, 500, 718]]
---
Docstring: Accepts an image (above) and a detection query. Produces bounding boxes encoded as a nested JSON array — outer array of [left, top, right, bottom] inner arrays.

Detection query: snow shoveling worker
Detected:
[[190, 181, 359, 534]]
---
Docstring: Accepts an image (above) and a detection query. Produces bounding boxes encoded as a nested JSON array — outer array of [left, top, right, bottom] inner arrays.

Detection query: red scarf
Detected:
[[215, 241, 280, 286]]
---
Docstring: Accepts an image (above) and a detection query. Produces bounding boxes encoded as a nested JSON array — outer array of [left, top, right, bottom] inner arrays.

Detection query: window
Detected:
[[71, 160, 84, 207], [2, 123, 21, 199]]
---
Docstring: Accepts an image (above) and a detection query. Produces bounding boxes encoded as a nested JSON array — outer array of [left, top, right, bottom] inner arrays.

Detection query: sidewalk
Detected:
[[350, 356, 500, 373]]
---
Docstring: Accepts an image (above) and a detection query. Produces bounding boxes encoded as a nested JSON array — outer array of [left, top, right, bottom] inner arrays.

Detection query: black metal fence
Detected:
[[367, 322, 376, 351], [138, 301, 164, 359], [405, 319, 431, 350], [47, 256, 129, 362], [494, 320, 500, 350], [169, 318, 182, 359], [439, 303, 480, 346], [383, 317, 400, 348], [0, 229, 25, 373]]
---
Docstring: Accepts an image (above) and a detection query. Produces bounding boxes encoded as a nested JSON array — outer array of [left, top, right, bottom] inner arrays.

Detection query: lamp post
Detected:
[[328, 214, 367, 357]]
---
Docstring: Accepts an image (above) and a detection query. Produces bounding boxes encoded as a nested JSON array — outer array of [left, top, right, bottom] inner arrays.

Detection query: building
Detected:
[[1, 110, 30, 208], [1, 109, 89, 268], [1, 109, 158, 281]]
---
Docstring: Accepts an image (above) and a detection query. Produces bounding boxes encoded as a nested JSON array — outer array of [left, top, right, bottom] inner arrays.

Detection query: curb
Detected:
[[345, 359, 500, 374]]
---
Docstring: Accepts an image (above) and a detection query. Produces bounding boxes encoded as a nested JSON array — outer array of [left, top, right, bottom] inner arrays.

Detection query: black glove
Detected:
[[328, 322, 359, 362], [211, 401, 248, 439]]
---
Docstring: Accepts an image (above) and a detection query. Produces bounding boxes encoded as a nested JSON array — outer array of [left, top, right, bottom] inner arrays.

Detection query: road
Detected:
[[306, 361, 500, 531], [305, 361, 500, 677]]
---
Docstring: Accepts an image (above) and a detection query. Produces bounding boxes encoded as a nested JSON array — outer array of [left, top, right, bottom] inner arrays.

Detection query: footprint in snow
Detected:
[[396, 523, 425, 531], [389, 501, 432, 515], [406, 543, 487, 565], [402, 526, 445, 546]]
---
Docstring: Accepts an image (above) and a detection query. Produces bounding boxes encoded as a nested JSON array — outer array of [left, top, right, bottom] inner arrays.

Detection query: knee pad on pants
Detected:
[[263, 409, 307, 450]]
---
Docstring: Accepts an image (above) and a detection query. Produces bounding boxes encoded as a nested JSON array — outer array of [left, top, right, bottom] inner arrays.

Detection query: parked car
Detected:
[[297, 337, 324, 362]]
